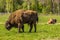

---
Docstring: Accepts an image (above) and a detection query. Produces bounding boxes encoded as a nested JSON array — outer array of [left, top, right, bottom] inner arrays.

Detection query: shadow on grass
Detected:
[[18, 30, 48, 33]]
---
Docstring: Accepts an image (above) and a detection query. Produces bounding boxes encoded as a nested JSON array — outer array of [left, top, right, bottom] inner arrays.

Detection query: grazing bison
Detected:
[[47, 18, 57, 24], [5, 9, 38, 33]]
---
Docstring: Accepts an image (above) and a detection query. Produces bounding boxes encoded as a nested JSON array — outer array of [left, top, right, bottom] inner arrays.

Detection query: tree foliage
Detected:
[[0, 0, 60, 14]]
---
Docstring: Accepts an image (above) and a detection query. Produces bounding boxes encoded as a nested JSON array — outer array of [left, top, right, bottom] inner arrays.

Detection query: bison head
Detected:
[[5, 21, 12, 30]]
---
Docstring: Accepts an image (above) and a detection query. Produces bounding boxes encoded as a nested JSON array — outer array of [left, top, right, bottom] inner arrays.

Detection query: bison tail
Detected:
[[37, 17, 38, 22]]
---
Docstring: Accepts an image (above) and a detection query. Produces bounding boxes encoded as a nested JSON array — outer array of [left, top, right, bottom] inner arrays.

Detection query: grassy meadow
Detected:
[[0, 14, 60, 40]]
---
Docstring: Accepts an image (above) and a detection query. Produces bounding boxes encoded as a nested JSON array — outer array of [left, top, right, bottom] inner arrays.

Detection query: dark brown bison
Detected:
[[47, 18, 57, 24], [5, 9, 38, 33], [22, 10, 38, 32]]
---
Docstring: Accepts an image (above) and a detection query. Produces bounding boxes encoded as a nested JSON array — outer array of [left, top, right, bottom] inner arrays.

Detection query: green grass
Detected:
[[0, 14, 60, 40]]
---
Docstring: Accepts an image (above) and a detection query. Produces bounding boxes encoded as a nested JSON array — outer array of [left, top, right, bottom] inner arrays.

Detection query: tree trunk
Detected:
[[59, 0, 60, 14], [34, 0, 38, 11], [27, 0, 31, 10], [51, 0, 55, 14]]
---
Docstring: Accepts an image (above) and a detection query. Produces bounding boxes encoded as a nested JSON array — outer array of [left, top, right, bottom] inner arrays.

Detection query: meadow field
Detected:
[[0, 14, 60, 40]]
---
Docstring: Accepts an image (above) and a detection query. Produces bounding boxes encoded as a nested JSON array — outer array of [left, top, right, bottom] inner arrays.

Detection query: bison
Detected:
[[5, 9, 38, 33], [47, 18, 57, 24]]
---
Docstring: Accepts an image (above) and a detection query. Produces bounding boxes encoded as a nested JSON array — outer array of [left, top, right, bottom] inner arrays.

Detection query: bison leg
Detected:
[[22, 25, 24, 32], [34, 23, 36, 32], [29, 23, 33, 32], [18, 23, 22, 33]]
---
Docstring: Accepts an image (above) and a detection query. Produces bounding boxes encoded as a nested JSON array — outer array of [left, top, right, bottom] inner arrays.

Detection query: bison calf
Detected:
[[5, 9, 38, 33], [47, 18, 57, 24]]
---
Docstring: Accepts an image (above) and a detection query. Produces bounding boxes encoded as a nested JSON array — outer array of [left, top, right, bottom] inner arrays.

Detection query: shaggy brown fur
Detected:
[[5, 9, 25, 32], [22, 10, 38, 32], [47, 18, 57, 24], [5, 9, 38, 33]]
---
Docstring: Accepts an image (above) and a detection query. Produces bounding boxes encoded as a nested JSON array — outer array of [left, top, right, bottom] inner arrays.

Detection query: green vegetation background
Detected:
[[0, 0, 60, 14], [0, 14, 60, 40]]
